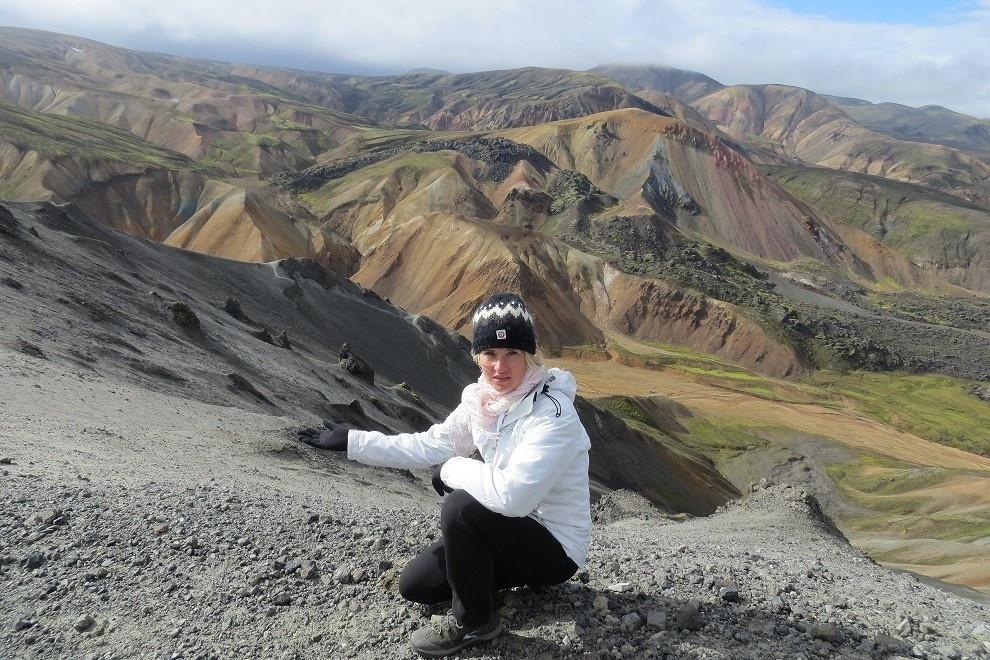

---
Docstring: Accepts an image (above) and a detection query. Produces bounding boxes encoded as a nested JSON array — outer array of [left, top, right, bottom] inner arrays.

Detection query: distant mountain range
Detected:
[[2, 25, 990, 379]]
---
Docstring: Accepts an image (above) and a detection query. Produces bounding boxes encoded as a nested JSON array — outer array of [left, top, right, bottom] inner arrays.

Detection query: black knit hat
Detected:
[[472, 293, 537, 354]]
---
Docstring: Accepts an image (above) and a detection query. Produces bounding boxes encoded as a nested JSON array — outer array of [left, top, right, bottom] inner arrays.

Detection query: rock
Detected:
[[248, 328, 276, 345], [12, 613, 35, 632], [898, 618, 913, 636], [809, 623, 841, 643], [770, 596, 790, 613], [170, 302, 200, 330], [226, 373, 272, 404], [340, 355, 374, 385], [933, 646, 961, 660], [621, 612, 643, 631], [0, 457, 13, 465], [876, 634, 912, 655], [607, 582, 633, 593], [592, 594, 608, 613], [16, 339, 46, 360], [23, 551, 45, 570], [675, 599, 703, 631], [273, 330, 291, 350], [223, 297, 251, 323], [646, 610, 666, 630], [333, 567, 352, 584], [0, 205, 19, 235], [73, 614, 96, 632], [273, 592, 292, 607], [301, 562, 319, 580], [719, 585, 741, 603]]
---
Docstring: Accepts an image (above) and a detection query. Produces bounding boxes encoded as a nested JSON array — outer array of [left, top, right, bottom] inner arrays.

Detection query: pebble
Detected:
[[809, 622, 841, 643], [73, 614, 96, 632], [621, 612, 643, 631], [718, 585, 741, 602], [593, 595, 609, 612], [675, 599, 703, 631], [607, 582, 632, 593], [646, 610, 666, 630]]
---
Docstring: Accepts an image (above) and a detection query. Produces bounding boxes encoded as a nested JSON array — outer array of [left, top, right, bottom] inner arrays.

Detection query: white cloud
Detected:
[[2, 0, 990, 117]]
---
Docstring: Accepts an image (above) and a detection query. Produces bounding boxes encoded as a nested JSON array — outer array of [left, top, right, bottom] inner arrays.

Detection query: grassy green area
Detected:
[[764, 163, 990, 266], [606, 335, 990, 457], [593, 393, 772, 462], [827, 453, 990, 543], [810, 371, 990, 457], [677, 417, 773, 462], [0, 100, 196, 170], [298, 150, 454, 216]]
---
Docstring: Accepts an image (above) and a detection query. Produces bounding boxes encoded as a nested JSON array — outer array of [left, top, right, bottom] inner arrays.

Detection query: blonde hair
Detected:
[[473, 347, 545, 369]]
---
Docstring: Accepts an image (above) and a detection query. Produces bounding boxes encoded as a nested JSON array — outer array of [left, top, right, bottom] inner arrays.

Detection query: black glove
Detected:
[[297, 419, 349, 451], [432, 464, 453, 496]]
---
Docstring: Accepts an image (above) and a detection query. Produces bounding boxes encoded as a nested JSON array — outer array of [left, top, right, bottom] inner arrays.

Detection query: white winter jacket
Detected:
[[347, 368, 592, 567]]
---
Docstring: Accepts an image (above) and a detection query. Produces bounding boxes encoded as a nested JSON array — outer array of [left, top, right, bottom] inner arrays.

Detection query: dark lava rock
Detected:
[[675, 598, 703, 631], [809, 623, 841, 643], [249, 328, 276, 345], [15, 339, 46, 360], [340, 355, 374, 385], [227, 373, 272, 404], [224, 297, 252, 323], [719, 585, 741, 603], [273, 330, 291, 350], [22, 551, 45, 570], [0, 205, 19, 236], [170, 302, 201, 330]]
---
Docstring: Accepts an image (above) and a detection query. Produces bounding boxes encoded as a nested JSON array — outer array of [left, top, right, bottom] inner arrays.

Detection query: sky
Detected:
[[2, 0, 989, 118]]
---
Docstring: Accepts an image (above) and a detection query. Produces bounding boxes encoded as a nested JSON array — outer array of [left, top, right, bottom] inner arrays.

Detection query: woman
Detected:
[[297, 292, 592, 658]]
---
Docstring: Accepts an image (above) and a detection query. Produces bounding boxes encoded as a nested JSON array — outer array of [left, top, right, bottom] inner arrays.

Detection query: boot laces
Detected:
[[432, 610, 464, 637]]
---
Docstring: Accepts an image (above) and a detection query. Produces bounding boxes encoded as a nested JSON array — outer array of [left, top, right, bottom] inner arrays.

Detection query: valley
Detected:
[[3, 24, 990, 619]]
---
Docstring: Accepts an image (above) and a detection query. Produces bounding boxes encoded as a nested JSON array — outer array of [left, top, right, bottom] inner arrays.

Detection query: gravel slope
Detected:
[[2, 348, 989, 660]]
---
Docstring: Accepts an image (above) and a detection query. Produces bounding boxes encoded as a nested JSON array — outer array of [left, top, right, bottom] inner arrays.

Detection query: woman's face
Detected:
[[477, 348, 529, 394]]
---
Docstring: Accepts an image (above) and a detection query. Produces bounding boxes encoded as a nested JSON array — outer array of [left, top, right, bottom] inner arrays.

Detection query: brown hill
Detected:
[[231, 66, 668, 131], [590, 64, 725, 103], [294, 137, 811, 376], [691, 85, 990, 206], [766, 163, 990, 293], [502, 108, 844, 264], [826, 95, 990, 163], [0, 100, 358, 274], [0, 27, 366, 175]]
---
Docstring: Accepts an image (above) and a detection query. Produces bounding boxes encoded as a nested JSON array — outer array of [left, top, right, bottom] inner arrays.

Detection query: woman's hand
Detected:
[[297, 419, 349, 451], [432, 464, 453, 496]]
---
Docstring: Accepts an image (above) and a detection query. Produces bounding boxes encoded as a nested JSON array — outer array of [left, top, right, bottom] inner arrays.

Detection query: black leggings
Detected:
[[398, 489, 578, 626]]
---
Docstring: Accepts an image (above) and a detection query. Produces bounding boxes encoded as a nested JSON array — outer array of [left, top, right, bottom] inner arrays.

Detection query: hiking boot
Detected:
[[409, 610, 502, 658]]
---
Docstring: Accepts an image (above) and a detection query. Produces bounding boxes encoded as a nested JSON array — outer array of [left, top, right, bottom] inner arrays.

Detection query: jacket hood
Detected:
[[545, 367, 577, 401]]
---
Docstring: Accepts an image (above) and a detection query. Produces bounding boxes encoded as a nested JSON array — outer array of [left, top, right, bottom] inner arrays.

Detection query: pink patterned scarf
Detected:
[[461, 365, 547, 430]]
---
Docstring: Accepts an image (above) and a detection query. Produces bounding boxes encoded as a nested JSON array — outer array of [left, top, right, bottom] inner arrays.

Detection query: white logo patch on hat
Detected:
[[496, 329, 507, 340]]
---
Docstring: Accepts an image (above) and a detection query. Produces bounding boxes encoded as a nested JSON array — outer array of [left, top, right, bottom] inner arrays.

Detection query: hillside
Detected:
[[764, 163, 990, 293], [0, 199, 735, 510], [595, 63, 990, 207], [589, 64, 725, 103], [0, 27, 368, 175], [826, 95, 990, 162], [692, 85, 990, 207]]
